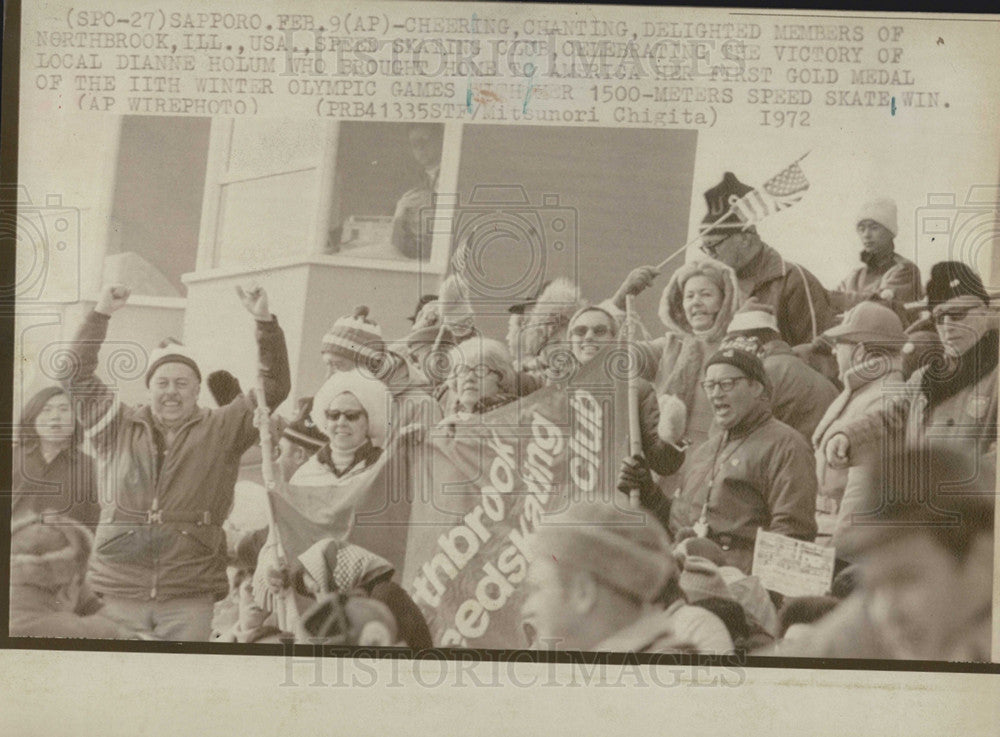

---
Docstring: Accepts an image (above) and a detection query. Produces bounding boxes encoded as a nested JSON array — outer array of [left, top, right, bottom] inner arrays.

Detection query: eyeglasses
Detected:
[[570, 324, 612, 338], [699, 234, 734, 258], [932, 304, 978, 324], [701, 376, 749, 393], [324, 409, 366, 422], [452, 364, 502, 380]]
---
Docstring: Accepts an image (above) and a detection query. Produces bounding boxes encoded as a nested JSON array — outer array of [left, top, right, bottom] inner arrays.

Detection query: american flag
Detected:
[[730, 158, 810, 227]]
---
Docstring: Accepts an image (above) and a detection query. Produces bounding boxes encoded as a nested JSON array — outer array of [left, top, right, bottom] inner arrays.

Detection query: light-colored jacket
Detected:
[[813, 362, 906, 551]]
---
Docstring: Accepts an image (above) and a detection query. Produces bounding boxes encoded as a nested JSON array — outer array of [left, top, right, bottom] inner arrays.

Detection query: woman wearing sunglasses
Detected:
[[566, 305, 687, 525]]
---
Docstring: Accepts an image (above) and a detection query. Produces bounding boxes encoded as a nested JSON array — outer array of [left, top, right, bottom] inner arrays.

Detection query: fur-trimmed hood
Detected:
[[514, 278, 586, 360], [658, 258, 739, 341]]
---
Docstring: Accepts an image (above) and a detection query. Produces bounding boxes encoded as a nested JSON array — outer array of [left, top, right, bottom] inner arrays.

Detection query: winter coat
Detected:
[[595, 600, 735, 654], [760, 340, 839, 441], [837, 330, 998, 485], [830, 252, 923, 313], [735, 244, 836, 347], [634, 259, 740, 449], [812, 361, 906, 553], [63, 311, 290, 602], [12, 442, 101, 530], [670, 405, 818, 573]]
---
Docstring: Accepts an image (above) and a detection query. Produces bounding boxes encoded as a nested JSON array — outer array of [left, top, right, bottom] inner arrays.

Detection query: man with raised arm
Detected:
[[61, 283, 290, 641]]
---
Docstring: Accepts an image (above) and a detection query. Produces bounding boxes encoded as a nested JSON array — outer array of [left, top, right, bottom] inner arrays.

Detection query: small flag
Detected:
[[730, 159, 810, 227]]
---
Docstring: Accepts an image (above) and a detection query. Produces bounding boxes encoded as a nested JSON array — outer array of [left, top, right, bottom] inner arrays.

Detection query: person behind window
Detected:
[[391, 124, 443, 260]]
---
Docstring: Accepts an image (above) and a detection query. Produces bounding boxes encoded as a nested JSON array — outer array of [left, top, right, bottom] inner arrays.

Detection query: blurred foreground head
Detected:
[[840, 446, 994, 661]]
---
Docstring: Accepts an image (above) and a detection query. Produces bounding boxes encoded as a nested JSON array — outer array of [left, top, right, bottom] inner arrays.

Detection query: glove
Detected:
[[616, 455, 662, 511]]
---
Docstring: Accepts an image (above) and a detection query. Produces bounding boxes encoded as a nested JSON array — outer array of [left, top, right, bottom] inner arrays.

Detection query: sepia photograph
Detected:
[[3, 0, 1000, 734]]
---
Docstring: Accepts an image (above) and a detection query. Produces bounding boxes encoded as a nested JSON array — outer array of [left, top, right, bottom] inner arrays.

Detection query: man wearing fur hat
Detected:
[[828, 198, 923, 314], [698, 172, 836, 347], [520, 501, 733, 654], [826, 261, 997, 483], [60, 283, 290, 641], [670, 348, 818, 574]]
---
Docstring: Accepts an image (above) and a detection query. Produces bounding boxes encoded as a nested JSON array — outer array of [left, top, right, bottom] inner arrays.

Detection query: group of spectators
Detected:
[[9, 171, 997, 662]]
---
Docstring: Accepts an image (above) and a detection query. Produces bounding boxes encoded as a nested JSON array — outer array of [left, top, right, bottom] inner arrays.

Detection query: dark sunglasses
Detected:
[[325, 409, 366, 422], [932, 304, 978, 324], [570, 324, 612, 338]]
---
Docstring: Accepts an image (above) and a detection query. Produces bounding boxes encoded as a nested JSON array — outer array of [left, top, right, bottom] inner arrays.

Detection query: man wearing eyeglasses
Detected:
[[826, 261, 997, 480], [698, 172, 836, 347], [669, 348, 818, 574]]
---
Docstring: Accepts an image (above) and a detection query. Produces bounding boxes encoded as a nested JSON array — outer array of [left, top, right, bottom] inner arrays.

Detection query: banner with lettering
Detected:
[[400, 348, 632, 648]]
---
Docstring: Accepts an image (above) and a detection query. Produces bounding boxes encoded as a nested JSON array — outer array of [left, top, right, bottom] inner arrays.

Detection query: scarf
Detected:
[[317, 440, 383, 478], [921, 329, 998, 413]]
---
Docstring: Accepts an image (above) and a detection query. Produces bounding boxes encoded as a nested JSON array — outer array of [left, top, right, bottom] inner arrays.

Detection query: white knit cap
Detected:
[[856, 198, 898, 236], [727, 308, 779, 334]]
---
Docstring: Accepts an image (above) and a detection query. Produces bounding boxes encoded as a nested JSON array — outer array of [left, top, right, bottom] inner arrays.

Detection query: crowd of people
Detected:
[[9, 171, 997, 661]]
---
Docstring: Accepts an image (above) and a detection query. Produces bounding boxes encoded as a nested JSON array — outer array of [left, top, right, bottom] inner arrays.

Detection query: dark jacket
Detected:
[[63, 311, 290, 601], [670, 405, 818, 572], [761, 340, 840, 441], [830, 252, 923, 312], [12, 442, 102, 530], [737, 244, 836, 347]]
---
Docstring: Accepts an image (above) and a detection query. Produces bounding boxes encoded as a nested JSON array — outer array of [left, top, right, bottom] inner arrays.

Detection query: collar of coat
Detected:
[[712, 403, 773, 441], [921, 329, 999, 410], [737, 243, 786, 287]]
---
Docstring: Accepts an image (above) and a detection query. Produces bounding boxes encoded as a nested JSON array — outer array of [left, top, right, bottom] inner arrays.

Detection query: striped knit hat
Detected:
[[321, 306, 385, 368]]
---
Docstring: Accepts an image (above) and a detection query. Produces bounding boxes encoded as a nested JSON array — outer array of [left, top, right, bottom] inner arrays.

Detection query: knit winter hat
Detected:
[[296, 538, 394, 596], [705, 347, 770, 392], [297, 592, 399, 646], [924, 261, 989, 308], [281, 397, 327, 452], [311, 371, 391, 448], [321, 306, 385, 369], [856, 197, 898, 237], [726, 300, 779, 334], [700, 172, 754, 236], [10, 514, 93, 589], [679, 556, 735, 603], [145, 338, 201, 387], [527, 501, 677, 603], [823, 300, 907, 344]]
